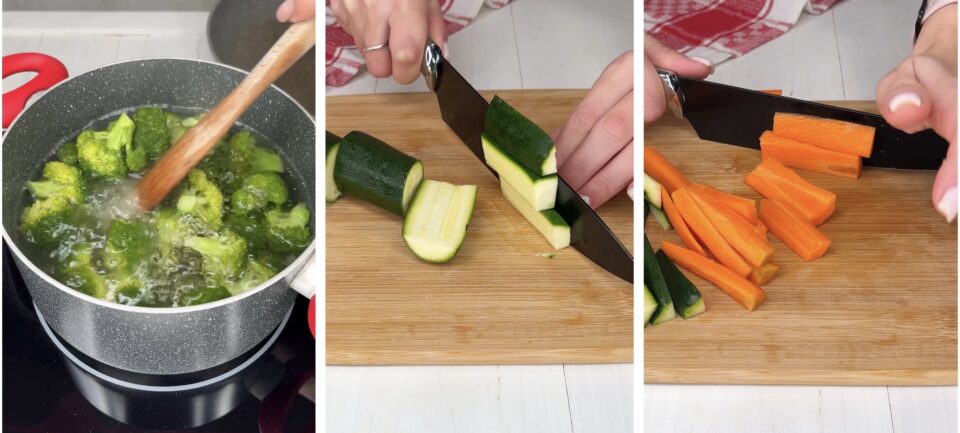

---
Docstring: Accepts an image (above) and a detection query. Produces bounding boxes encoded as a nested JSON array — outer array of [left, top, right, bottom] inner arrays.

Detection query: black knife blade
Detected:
[[663, 73, 948, 170], [422, 41, 634, 284]]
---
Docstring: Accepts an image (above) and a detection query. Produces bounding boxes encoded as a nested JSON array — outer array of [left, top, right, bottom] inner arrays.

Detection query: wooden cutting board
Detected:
[[326, 90, 634, 365], [645, 101, 958, 385]]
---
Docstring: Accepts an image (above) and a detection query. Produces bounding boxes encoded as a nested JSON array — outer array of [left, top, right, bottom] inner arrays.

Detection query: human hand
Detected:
[[876, 4, 957, 222], [329, 0, 447, 84], [553, 50, 633, 209], [276, 0, 316, 23], [643, 33, 712, 123]]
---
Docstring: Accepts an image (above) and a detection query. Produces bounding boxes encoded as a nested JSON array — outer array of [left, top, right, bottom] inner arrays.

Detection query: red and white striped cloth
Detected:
[[326, 0, 512, 87], [644, 0, 842, 66]]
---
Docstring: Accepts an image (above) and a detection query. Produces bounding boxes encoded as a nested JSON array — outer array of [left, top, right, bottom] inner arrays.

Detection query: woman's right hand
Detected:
[[329, 0, 447, 84], [643, 33, 713, 123]]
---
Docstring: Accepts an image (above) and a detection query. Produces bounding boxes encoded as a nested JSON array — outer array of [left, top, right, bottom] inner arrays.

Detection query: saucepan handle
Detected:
[[3, 53, 68, 128], [290, 251, 316, 337]]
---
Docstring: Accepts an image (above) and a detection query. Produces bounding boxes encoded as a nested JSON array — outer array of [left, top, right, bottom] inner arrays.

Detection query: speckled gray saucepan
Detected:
[[1, 59, 315, 375]]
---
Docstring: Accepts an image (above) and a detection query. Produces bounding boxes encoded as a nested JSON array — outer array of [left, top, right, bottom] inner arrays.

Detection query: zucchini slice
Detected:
[[402, 180, 478, 263], [481, 134, 557, 211], [334, 131, 423, 216], [500, 180, 570, 250], [649, 205, 672, 230], [326, 131, 342, 203], [643, 284, 657, 325], [655, 249, 705, 319], [643, 173, 662, 209], [485, 95, 557, 176], [644, 235, 675, 325]]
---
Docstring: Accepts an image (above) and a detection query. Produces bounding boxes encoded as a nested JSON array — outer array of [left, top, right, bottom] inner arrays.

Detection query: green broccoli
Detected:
[[60, 242, 108, 299], [132, 107, 170, 160], [226, 131, 284, 175], [57, 141, 78, 165], [26, 161, 85, 205], [166, 112, 204, 145], [265, 203, 311, 253], [105, 113, 135, 152], [103, 219, 154, 273], [184, 229, 248, 283], [228, 260, 275, 295], [176, 170, 225, 229], [224, 211, 268, 250], [231, 172, 289, 214], [20, 195, 74, 244], [77, 129, 127, 178]]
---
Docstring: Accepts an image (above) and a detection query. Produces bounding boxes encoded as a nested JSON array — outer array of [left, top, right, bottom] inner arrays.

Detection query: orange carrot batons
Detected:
[[695, 184, 759, 224], [671, 188, 753, 277], [644, 147, 691, 193], [773, 113, 875, 157], [745, 158, 837, 226], [687, 186, 773, 269], [661, 187, 706, 256], [662, 241, 767, 311], [750, 262, 780, 286], [759, 199, 831, 261], [759, 131, 861, 179]]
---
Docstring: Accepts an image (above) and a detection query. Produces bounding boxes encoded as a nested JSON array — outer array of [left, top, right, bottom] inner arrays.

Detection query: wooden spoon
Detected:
[[136, 18, 316, 211]]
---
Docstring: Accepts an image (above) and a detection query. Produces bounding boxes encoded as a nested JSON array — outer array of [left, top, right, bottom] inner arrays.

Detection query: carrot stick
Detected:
[[745, 158, 837, 226], [672, 188, 753, 277], [662, 241, 767, 311], [760, 131, 861, 179], [760, 89, 783, 96], [759, 199, 832, 261], [750, 262, 779, 286], [687, 185, 774, 269], [695, 184, 759, 224], [773, 113, 875, 157], [644, 147, 691, 193], [661, 187, 706, 256]]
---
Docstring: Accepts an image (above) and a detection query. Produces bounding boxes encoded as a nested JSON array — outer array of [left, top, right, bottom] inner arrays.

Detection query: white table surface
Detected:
[[647, 1, 957, 432]]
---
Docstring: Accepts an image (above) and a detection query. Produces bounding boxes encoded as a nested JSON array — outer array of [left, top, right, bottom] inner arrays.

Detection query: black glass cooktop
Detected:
[[2, 243, 315, 433]]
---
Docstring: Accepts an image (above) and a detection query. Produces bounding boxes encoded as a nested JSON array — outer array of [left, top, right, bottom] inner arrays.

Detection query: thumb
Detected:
[[876, 58, 934, 134]]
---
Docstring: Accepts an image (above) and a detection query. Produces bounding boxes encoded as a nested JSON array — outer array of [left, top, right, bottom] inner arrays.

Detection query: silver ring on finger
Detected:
[[362, 41, 389, 52]]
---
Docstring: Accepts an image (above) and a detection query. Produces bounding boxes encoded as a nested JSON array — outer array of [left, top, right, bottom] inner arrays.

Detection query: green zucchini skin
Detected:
[[326, 132, 342, 203], [334, 131, 423, 216], [485, 95, 557, 176], [655, 249, 705, 319], [644, 235, 675, 325]]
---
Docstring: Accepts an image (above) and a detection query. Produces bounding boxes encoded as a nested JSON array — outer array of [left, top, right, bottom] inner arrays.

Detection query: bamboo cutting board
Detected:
[[644, 101, 958, 385], [326, 90, 634, 365]]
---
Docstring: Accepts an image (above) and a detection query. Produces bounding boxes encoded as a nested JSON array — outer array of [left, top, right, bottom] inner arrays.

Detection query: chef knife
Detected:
[[658, 70, 949, 170], [421, 41, 634, 284]]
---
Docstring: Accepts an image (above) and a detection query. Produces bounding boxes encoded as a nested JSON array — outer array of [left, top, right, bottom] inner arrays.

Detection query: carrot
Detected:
[[661, 187, 706, 256], [760, 131, 861, 179], [750, 262, 779, 286], [662, 241, 767, 311], [773, 113, 875, 157], [694, 184, 759, 224], [760, 89, 783, 96], [759, 199, 832, 261], [671, 188, 753, 277], [644, 146, 691, 193], [745, 158, 837, 226], [687, 185, 774, 268]]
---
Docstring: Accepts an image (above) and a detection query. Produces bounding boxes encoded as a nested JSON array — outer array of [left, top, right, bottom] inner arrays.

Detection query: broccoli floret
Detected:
[[176, 170, 225, 229], [166, 112, 204, 145], [57, 141, 78, 165], [224, 211, 268, 250], [227, 131, 284, 175], [231, 172, 289, 214], [77, 130, 127, 179], [60, 242, 108, 299], [103, 219, 154, 273], [265, 203, 311, 253], [184, 229, 248, 283], [20, 195, 73, 244], [132, 107, 170, 160], [26, 161, 85, 205], [42, 161, 84, 186], [228, 260, 275, 295], [106, 113, 135, 153]]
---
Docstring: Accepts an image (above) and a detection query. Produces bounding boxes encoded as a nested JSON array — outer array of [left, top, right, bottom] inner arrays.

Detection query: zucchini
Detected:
[[402, 180, 478, 263], [644, 235, 675, 325], [500, 180, 570, 250], [335, 131, 424, 216], [643, 284, 657, 325], [326, 131, 342, 203], [649, 205, 672, 230], [481, 134, 557, 211], [484, 95, 557, 176], [643, 173, 662, 209], [655, 249, 705, 319]]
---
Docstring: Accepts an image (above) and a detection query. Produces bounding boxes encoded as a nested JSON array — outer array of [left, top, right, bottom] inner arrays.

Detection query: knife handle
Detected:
[[657, 69, 684, 119], [422, 39, 442, 92]]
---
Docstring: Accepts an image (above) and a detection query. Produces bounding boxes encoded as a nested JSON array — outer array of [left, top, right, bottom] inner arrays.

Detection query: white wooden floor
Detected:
[[647, 1, 957, 432]]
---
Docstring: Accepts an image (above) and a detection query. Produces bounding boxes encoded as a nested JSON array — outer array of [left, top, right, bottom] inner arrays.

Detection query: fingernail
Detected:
[[690, 56, 714, 70], [936, 186, 957, 223], [626, 184, 634, 201], [580, 195, 591, 206], [442, 42, 450, 59], [276, 0, 294, 22], [889, 92, 922, 112]]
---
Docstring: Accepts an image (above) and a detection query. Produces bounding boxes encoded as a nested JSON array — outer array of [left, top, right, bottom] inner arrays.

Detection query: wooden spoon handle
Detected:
[[136, 18, 316, 211]]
